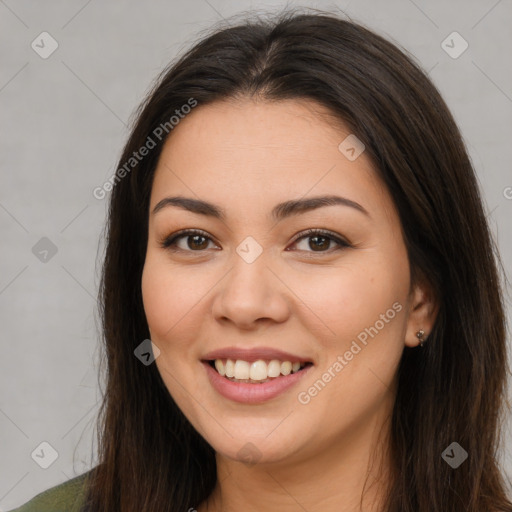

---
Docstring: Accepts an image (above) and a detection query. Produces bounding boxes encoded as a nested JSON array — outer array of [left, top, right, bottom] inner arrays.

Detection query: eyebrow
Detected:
[[152, 194, 370, 221]]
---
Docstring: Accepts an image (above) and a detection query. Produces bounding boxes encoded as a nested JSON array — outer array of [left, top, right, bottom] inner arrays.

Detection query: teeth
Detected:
[[267, 360, 281, 378], [249, 360, 267, 381], [212, 358, 308, 382], [225, 359, 235, 378], [214, 359, 225, 377], [280, 361, 292, 376], [234, 360, 250, 380]]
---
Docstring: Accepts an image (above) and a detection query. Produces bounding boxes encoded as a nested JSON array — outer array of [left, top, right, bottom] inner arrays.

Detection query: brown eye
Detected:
[[289, 229, 351, 253], [160, 229, 217, 252], [160, 228, 350, 255], [185, 234, 209, 250], [306, 234, 331, 251]]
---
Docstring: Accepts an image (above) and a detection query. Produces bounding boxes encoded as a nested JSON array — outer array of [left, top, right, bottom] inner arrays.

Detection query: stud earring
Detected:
[[416, 329, 426, 347]]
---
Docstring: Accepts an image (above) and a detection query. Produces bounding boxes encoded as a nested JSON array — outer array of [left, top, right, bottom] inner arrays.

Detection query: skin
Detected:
[[141, 97, 437, 511]]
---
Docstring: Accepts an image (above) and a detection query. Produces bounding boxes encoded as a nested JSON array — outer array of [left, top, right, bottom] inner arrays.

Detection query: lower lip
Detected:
[[202, 361, 313, 404]]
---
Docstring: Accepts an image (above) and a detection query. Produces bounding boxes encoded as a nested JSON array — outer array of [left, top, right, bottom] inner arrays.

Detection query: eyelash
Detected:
[[159, 228, 351, 255]]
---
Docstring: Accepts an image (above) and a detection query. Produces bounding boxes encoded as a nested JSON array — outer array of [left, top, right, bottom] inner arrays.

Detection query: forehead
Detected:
[[157, 97, 354, 165], [150, 97, 394, 223]]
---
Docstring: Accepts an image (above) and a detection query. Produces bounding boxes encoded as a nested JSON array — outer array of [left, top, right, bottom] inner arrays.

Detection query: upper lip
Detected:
[[202, 346, 313, 363]]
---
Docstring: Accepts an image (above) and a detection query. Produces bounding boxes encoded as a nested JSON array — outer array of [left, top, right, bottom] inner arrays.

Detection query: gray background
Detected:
[[1, 0, 511, 508]]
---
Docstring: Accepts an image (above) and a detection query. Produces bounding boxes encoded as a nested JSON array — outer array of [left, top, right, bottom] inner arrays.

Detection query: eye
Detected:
[[159, 229, 218, 252], [159, 228, 351, 254], [288, 228, 351, 253]]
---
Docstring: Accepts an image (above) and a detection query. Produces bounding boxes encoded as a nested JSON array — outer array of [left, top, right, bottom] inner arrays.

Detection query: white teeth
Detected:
[[212, 358, 308, 381], [280, 361, 292, 375], [267, 360, 281, 378], [214, 359, 225, 376], [225, 359, 235, 378], [234, 360, 250, 380], [249, 360, 267, 381]]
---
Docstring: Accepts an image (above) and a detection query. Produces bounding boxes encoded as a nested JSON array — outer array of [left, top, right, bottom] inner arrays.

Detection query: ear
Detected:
[[404, 278, 439, 348]]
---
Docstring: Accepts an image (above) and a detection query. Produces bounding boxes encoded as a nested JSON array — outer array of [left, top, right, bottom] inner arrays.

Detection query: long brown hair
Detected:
[[82, 7, 512, 511]]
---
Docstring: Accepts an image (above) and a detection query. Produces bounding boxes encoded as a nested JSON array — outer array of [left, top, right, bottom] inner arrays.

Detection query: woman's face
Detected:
[[142, 98, 430, 466]]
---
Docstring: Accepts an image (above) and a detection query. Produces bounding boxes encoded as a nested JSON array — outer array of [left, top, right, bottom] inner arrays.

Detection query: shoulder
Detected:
[[7, 468, 94, 512]]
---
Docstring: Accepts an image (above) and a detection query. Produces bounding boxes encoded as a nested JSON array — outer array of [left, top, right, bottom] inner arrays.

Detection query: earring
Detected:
[[416, 329, 426, 347]]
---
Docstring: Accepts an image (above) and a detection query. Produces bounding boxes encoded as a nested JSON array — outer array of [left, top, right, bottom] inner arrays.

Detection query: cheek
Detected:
[[141, 256, 198, 345], [300, 261, 408, 347], [141, 260, 173, 338], [300, 253, 410, 405], [141, 257, 205, 399], [293, 266, 407, 429]]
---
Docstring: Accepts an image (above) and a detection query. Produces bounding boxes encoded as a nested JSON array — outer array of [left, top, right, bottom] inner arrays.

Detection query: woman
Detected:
[[10, 7, 512, 512]]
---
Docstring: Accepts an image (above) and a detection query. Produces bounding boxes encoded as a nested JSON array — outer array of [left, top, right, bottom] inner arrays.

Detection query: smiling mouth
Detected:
[[205, 359, 313, 384]]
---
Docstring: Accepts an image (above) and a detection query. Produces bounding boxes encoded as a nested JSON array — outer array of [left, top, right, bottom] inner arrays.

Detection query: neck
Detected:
[[198, 394, 394, 512]]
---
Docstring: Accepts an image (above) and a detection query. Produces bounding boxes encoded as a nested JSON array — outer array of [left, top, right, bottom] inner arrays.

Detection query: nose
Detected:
[[211, 251, 290, 330]]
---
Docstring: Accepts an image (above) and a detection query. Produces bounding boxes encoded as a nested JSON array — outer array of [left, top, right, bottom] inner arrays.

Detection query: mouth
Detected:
[[203, 358, 314, 384]]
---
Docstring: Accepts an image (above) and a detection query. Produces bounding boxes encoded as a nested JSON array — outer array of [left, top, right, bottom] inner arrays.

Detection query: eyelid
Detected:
[[159, 228, 219, 250], [159, 228, 352, 253], [287, 228, 352, 250]]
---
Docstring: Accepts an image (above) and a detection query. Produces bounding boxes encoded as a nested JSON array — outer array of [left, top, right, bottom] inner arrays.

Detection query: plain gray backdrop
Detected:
[[1, 0, 511, 509]]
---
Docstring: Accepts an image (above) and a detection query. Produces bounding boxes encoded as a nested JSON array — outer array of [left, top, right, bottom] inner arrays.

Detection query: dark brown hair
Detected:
[[82, 7, 512, 511]]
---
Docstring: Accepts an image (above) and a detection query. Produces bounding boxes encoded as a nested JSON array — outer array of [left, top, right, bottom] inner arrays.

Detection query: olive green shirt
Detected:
[[7, 470, 92, 512]]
